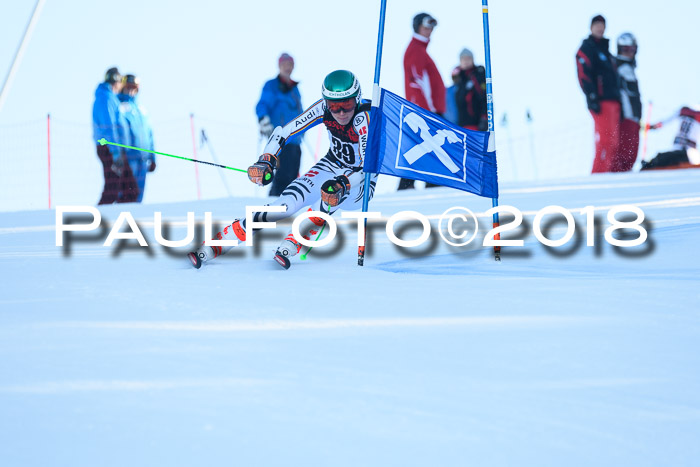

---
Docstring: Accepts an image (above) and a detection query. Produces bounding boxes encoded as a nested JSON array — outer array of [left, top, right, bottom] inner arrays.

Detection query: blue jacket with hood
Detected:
[[92, 82, 129, 160], [255, 76, 303, 144], [117, 93, 154, 163]]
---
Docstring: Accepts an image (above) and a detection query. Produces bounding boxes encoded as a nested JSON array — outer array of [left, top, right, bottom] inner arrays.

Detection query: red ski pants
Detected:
[[590, 100, 620, 173], [611, 119, 640, 172]]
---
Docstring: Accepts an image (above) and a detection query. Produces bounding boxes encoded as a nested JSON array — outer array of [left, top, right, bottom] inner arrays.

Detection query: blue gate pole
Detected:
[[482, 0, 501, 261], [358, 0, 387, 266]]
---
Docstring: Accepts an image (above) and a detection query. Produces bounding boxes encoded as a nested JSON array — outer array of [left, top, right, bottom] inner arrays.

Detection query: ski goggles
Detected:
[[326, 98, 356, 114], [618, 45, 637, 55]]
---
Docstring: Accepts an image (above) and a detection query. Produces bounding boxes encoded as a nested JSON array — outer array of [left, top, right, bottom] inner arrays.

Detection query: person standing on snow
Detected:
[[117, 74, 156, 203], [188, 70, 375, 270], [576, 14, 621, 173], [256, 53, 304, 197], [92, 67, 129, 204], [398, 12, 446, 190], [451, 48, 488, 131], [613, 33, 642, 172]]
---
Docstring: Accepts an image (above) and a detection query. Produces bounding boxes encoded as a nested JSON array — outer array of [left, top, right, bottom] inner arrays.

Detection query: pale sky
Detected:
[[1, 0, 698, 210]]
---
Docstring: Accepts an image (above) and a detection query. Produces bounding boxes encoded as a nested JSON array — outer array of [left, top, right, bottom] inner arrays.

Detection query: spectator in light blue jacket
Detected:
[[118, 74, 155, 203], [93, 67, 130, 204], [255, 53, 303, 196]]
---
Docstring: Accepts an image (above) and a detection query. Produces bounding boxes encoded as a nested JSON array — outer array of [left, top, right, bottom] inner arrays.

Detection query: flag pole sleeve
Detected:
[[482, 0, 501, 261], [362, 0, 387, 214], [358, 0, 387, 266]]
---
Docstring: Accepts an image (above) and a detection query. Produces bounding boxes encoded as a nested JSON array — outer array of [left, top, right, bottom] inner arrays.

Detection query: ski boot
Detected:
[[188, 219, 246, 269], [273, 233, 303, 270]]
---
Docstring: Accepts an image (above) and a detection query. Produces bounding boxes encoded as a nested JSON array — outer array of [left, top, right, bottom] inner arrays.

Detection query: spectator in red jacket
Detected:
[[576, 14, 621, 173], [399, 12, 447, 190]]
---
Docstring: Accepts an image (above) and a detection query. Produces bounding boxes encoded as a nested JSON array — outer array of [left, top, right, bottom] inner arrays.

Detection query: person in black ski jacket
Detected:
[[451, 48, 488, 131], [576, 15, 621, 173]]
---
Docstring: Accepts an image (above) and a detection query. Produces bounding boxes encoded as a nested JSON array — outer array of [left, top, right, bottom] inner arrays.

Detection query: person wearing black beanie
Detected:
[[575, 15, 621, 173]]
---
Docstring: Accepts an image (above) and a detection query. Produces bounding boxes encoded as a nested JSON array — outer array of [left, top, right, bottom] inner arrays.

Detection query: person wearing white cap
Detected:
[[399, 12, 446, 190]]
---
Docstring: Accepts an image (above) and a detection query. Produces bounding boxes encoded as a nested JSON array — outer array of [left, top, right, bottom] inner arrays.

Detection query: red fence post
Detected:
[[47, 112, 51, 209], [190, 113, 202, 200]]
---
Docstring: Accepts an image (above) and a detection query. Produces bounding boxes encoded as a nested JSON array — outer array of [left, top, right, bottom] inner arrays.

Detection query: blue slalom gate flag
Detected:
[[365, 88, 498, 198]]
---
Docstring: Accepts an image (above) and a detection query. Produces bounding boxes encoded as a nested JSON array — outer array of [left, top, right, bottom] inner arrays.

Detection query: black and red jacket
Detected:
[[576, 35, 620, 104], [452, 65, 487, 129]]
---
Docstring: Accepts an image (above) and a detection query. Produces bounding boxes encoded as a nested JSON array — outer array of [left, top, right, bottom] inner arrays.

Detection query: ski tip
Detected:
[[187, 252, 202, 269], [273, 253, 291, 270]]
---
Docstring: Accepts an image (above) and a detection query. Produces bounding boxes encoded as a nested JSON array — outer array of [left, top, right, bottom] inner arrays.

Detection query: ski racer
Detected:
[[576, 15, 621, 173], [187, 70, 376, 269], [641, 105, 700, 170]]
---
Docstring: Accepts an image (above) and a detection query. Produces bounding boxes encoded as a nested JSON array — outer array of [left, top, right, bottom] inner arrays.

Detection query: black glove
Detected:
[[321, 175, 351, 207], [477, 116, 489, 131], [247, 153, 278, 186], [148, 159, 156, 173], [587, 94, 601, 114]]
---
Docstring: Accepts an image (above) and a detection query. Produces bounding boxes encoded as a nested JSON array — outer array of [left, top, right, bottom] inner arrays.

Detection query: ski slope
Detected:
[[1, 169, 700, 466]]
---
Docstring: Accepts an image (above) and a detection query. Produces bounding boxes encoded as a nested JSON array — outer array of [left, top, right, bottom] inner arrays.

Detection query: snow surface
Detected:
[[1, 169, 700, 466]]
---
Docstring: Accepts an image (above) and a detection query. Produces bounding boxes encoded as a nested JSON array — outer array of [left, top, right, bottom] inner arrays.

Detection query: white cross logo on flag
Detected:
[[402, 112, 461, 173], [393, 105, 467, 182]]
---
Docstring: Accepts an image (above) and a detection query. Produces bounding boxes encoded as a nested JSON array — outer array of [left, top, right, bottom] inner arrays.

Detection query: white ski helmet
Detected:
[[617, 33, 638, 55]]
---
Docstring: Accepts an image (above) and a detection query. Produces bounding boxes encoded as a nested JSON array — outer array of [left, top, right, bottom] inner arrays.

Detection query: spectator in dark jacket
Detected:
[[613, 33, 642, 172], [576, 15, 621, 173], [92, 67, 129, 204], [256, 53, 303, 196], [451, 48, 488, 131], [399, 12, 446, 190]]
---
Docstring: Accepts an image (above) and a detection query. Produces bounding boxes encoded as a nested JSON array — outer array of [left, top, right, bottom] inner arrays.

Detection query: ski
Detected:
[[273, 252, 291, 270], [188, 251, 202, 269]]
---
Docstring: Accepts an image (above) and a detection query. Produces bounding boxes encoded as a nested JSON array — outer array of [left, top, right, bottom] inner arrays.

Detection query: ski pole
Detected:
[[200, 129, 235, 197], [98, 138, 248, 174], [300, 205, 331, 260]]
